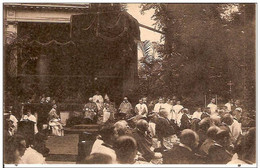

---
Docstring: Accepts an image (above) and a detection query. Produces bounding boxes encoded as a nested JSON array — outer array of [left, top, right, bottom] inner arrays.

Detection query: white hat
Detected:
[[235, 107, 242, 112]]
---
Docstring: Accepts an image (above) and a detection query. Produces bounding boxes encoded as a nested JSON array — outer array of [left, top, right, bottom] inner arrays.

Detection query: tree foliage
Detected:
[[139, 4, 255, 111]]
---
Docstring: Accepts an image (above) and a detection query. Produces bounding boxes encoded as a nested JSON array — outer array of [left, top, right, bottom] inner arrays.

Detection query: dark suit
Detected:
[[208, 143, 232, 164], [132, 129, 154, 162], [155, 117, 175, 138], [163, 143, 205, 164], [180, 113, 191, 130]]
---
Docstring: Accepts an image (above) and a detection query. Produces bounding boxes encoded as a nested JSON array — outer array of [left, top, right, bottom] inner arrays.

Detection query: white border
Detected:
[[1, 1, 258, 168]]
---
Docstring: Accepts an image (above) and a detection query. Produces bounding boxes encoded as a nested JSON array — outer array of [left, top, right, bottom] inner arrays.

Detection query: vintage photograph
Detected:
[[3, 3, 256, 165]]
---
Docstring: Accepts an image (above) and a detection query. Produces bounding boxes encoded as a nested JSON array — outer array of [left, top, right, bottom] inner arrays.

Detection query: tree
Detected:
[[140, 4, 255, 111]]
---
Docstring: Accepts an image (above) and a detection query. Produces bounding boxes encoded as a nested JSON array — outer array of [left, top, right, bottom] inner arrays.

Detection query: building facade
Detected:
[[4, 3, 140, 105]]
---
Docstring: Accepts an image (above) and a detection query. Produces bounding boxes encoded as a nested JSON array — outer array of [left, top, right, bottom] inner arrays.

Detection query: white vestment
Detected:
[[225, 102, 233, 112], [153, 103, 165, 113], [135, 103, 148, 116], [173, 104, 184, 114], [192, 111, 202, 120], [207, 103, 217, 114]]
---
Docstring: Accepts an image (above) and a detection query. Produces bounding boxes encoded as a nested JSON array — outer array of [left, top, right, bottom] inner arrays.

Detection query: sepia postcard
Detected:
[[2, 2, 256, 167]]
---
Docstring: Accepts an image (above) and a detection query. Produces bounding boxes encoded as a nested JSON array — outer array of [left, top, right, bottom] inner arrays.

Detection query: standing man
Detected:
[[207, 98, 218, 115], [118, 97, 133, 119], [192, 108, 203, 120], [232, 100, 242, 112], [230, 108, 242, 141], [154, 98, 165, 113], [135, 99, 148, 118], [164, 99, 175, 121], [147, 101, 155, 114], [225, 99, 233, 112], [173, 100, 184, 114]]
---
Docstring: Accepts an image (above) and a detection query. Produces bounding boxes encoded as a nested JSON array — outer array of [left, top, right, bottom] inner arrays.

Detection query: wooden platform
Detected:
[[45, 134, 78, 163], [64, 124, 100, 134]]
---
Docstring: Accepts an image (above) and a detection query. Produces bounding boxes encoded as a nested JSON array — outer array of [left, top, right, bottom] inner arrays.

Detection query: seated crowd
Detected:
[[4, 95, 60, 164], [4, 92, 256, 165], [81, 96, 256, 164]]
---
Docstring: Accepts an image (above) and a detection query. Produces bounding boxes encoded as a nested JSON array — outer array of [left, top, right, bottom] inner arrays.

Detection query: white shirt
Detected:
[[135, 103, 148, 116], [173, 104, 184, 114], [91, 139, 117, 163], [176, 113, 183, 127], [20, 147, 46, 164], [207, 103, 217, 114], [229, 119, 242, 140], [153, 103, 165, 113], [192, 111, 202, 120], [10, 114, 18, 128], [164, 103, 176, 120], [225, 102, 233, 112], [22, 115, 38, 134]]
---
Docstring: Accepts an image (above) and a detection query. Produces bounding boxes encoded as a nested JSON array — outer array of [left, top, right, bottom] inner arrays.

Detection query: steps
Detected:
[[45, 134, 78, 163], [64, 124, 100, 134]]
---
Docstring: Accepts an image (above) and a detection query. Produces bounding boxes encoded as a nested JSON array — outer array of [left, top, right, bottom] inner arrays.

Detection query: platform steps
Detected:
[[64, 124, 100, 134]]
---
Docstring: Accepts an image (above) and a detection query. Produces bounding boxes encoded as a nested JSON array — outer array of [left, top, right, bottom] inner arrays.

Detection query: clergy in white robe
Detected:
[[192, 108, 203, 120], [135, 99, 148, 117], [172, 101, 184, 114], [153, 98, 165, 113], [207, 98, 218, 114]]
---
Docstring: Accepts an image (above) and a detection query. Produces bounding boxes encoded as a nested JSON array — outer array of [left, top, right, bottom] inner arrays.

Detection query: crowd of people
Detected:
[[4, 94, 61, 164], [81, 93, 255, 164], [3, 90, 256, 165]]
